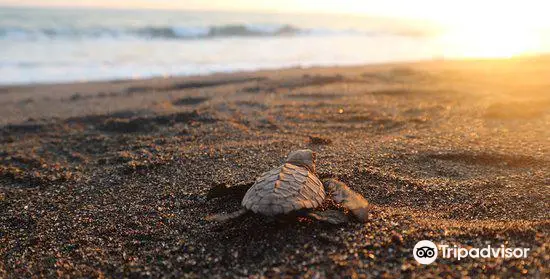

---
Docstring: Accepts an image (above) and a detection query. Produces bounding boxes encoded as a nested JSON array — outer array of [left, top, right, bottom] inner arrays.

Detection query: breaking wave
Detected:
[[0, 23, 428, 40], [1, 24, 322, 40]]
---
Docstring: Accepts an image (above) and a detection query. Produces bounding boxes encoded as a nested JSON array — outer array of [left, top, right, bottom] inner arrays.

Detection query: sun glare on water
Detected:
[[441, 25, 541, 59], [432, 5, 544, 59]]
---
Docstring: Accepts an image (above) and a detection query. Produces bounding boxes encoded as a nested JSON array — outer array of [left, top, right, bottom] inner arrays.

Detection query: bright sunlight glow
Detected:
[[429, 1, 547, 58], [441, 26, 541, 59]]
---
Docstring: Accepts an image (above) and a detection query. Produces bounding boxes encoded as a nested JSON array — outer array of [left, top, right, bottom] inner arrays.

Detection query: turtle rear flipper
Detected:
[[307, 210, 349, 224], [206, 208, 247, 222], [325, 179, 370, 222]]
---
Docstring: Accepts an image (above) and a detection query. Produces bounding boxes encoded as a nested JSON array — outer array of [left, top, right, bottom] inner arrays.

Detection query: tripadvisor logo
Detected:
[[413, 240, 530, 265]]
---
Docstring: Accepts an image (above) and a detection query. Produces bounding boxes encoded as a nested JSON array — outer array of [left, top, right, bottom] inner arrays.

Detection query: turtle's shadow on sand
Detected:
[[199, 211, 349, 265]]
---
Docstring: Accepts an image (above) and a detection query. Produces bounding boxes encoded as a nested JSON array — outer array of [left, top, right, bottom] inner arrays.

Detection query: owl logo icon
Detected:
[[415, 246, 436, 258], [413, 240, 438, 264]]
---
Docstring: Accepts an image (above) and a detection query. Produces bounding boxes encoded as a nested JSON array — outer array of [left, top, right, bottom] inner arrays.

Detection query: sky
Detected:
[[1, 0, 549, 28], [0, 1, 545, 19]]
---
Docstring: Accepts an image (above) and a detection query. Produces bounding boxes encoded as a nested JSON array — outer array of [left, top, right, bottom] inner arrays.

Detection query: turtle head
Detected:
[[286, 149, 316, 173]]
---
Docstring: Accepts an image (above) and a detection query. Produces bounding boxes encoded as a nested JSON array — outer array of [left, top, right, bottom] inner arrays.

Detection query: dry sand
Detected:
[[0, 57, 549, 278]]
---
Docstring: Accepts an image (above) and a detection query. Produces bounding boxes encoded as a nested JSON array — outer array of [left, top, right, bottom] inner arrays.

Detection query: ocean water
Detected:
[[0, 7, 548, 85]]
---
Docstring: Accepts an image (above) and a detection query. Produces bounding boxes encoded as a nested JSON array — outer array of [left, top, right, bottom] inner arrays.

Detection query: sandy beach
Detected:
[[0, 57, 549, 277]]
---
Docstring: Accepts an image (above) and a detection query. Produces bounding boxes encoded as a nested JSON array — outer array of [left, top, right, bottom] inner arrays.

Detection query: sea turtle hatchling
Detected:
[[207, 149, 370, 224]]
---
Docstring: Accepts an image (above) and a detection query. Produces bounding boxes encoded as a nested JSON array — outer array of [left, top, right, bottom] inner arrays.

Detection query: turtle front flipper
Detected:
[[324, 179, 370, 222], [206, 208, 248, 222], [207, 182, 254, 200], [307, 210, 349, 224]]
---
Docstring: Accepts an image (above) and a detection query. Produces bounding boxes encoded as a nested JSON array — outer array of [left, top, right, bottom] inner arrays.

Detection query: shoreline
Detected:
[[2, 54, 549, 88]]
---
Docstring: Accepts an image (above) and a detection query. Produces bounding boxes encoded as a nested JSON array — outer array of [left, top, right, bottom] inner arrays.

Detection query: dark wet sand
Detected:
[[1, 57, 549, 278]]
